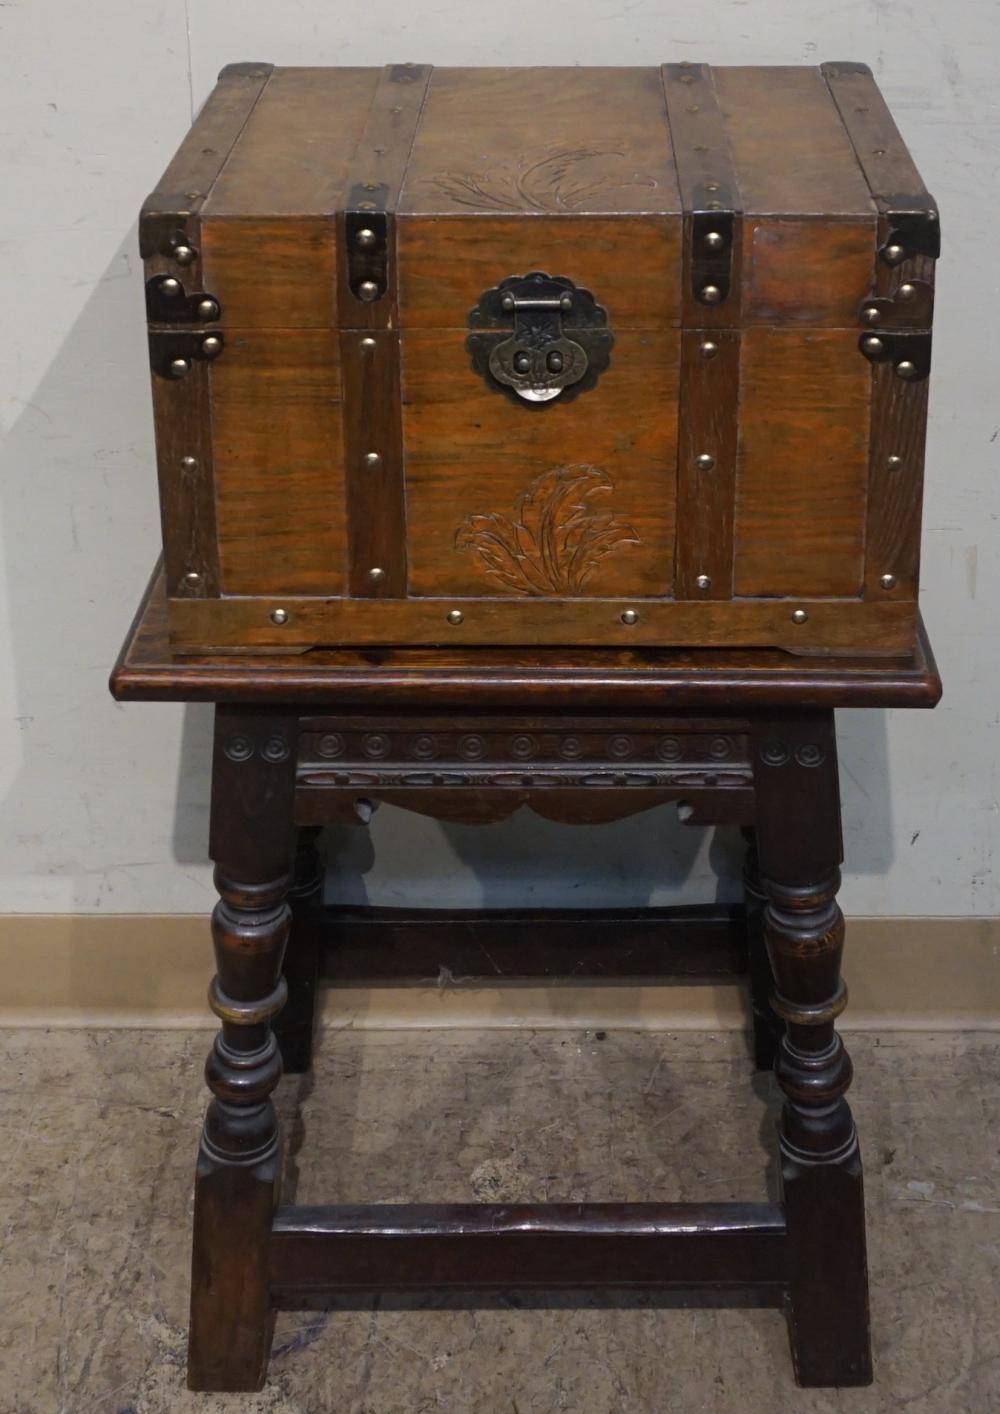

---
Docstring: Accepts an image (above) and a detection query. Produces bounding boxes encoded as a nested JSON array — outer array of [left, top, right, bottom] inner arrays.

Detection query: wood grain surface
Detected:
[[734, 329, 870, 598]]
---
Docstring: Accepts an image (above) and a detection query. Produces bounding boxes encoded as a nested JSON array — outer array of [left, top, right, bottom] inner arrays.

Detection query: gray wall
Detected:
[[1, 2, 995, 918]]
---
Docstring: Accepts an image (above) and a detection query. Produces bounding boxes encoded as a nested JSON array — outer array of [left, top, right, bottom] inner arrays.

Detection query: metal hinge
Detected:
[[858, 330, 931, 382], [145, 274, 222, 323], [148, 328, 225, 380]]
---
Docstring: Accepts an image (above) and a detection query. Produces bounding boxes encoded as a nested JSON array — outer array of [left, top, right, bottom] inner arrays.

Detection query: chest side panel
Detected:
[[198, 68, 380, 595]]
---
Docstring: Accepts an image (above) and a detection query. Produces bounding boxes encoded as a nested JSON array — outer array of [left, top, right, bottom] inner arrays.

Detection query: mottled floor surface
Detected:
[[1, 1028, 998, 1413]]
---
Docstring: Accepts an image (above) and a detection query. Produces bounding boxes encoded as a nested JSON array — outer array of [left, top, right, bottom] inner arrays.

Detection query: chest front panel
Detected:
[[141, 61, 936, 655]]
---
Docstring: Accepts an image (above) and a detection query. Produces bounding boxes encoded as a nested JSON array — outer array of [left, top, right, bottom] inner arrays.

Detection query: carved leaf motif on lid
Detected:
[[423, 143, 658, 213]]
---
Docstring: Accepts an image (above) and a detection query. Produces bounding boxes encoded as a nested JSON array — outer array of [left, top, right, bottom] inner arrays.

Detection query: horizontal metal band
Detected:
[[168, 595, 917, 655], [269, 1201, 789, 1295]]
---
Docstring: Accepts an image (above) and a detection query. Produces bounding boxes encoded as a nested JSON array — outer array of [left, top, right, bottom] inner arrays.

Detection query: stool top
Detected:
[[110, 563, 941, 712]]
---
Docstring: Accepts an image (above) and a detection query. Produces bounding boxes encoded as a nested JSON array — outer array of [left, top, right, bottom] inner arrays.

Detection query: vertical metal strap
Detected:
[[662, 63, 743, 601], [821, 62, 937, 602], [339, 63, 433, 597]]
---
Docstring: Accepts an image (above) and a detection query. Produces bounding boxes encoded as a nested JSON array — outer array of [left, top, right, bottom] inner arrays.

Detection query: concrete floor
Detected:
[[0, 1027, 998, 1413]]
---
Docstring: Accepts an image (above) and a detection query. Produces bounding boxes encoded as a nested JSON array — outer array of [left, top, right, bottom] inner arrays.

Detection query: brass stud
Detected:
[[883, 243, 906, 265], [368, 567, 386, 583], [356, 227, 377, 249], [183, 571, 202, 588], [696, 453, 715, 471], [361, 336, 377, 350], [703, 230, 725, 250], [447, 609, 464, 626], [362, 181, 379, 191], [620, 608, 639, 625], [696, 574, 712, 591], [791, 609, 808, 625], [862, 335, 884, 356], [500, 293, 515, 312], [880, 573, 897, 590], [358, 280, 379, 302], [201, 334, 223, 358], [898, 282, 916, 300], [705, 180, 720, 192], [172, 243, 196, 265], [364, 451, 382, 468], [161, 277, 182, 297], [887, 454, 903, 469], [861, 305, 881, 324], [700, 340, 718, 359], [181, 455, 198, 471], [699, 284, 722, 305], [895, 359, 917, 380], [270, 608, 289, 625], [168, 357, 190, 378], [358, 200, 376, 210], [197, 297, 219, 320]]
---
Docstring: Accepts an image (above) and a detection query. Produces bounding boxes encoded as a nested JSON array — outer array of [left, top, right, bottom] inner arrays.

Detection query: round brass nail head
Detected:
[[197, 298, 219, 320], [887, 454, 902, 469], [700, 340, 718, 359], [270, 609, 289, 625], [447, 609, 464, 626], [898, 282, 916, 300], [356, 227, 377, 249], [861, 305, 880, 324], [792, 609, 808, 625], [896, 360, 917, 380], [173, 244, 196, 265], [880, 573, 897, 590], [884, 243, 906, 265], [699, 284, 722, 305], [863, 335, 884, 356], [620, 608, 639, 625], [364, 451, 382, 468], [168, 357, 190, 378], [358, 280, 379, 302], [361, 336, 376, 350], [696, 453, 715, 471], [181, 455, 198, 471], [161, 277, 182, 297], [183, 571, 202, 588], [368, 567, 386, 583], [201, 335, 223, 358], [696, 574, 712, 591], [704, 230, 725, 250]]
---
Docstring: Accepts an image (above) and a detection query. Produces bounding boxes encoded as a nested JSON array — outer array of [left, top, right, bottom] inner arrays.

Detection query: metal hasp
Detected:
[[467, 272, 613, 406]]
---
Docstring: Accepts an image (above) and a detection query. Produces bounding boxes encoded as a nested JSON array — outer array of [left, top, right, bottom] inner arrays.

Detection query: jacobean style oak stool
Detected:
[[111, 568, 940, 1391]]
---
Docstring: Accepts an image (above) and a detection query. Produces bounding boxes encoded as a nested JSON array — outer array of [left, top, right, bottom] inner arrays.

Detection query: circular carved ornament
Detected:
[[656, 736, 682, 761], [795, 743, 825, 768], [363, 733, 391, 759], [317, 733, 345, 758], [709, 736, 731, 760], [224, 734, 254, 762], [262, 736, 290, 763], [608, 735, 633, 759], [459, 735, 486, 760], [509, 734, 538, 760], [761, 740, 790, 766], [560, 736, 584, 760], [411, 735, 437, 760]]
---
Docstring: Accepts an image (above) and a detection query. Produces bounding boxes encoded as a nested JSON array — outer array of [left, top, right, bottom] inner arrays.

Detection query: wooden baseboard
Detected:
[[0, 914, 998, 1030]]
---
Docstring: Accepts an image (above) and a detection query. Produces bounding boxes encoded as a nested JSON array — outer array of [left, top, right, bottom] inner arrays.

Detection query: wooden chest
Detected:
[[141, 62, 938, 655]]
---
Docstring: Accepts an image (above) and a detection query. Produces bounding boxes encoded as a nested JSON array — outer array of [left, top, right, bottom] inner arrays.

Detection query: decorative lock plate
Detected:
[[467, 272, 612, 407]]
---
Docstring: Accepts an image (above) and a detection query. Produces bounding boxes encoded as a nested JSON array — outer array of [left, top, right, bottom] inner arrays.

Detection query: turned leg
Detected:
[[742, 826, 783, 1072], [753, 713, 872, 1388], [187, 708, 298, 1392], [271, 826, 324, 1074]]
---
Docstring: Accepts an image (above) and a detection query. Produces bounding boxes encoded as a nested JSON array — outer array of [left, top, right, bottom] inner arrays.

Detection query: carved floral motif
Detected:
[[454, 465, 640, 596], [423, 143, 658, 213]]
